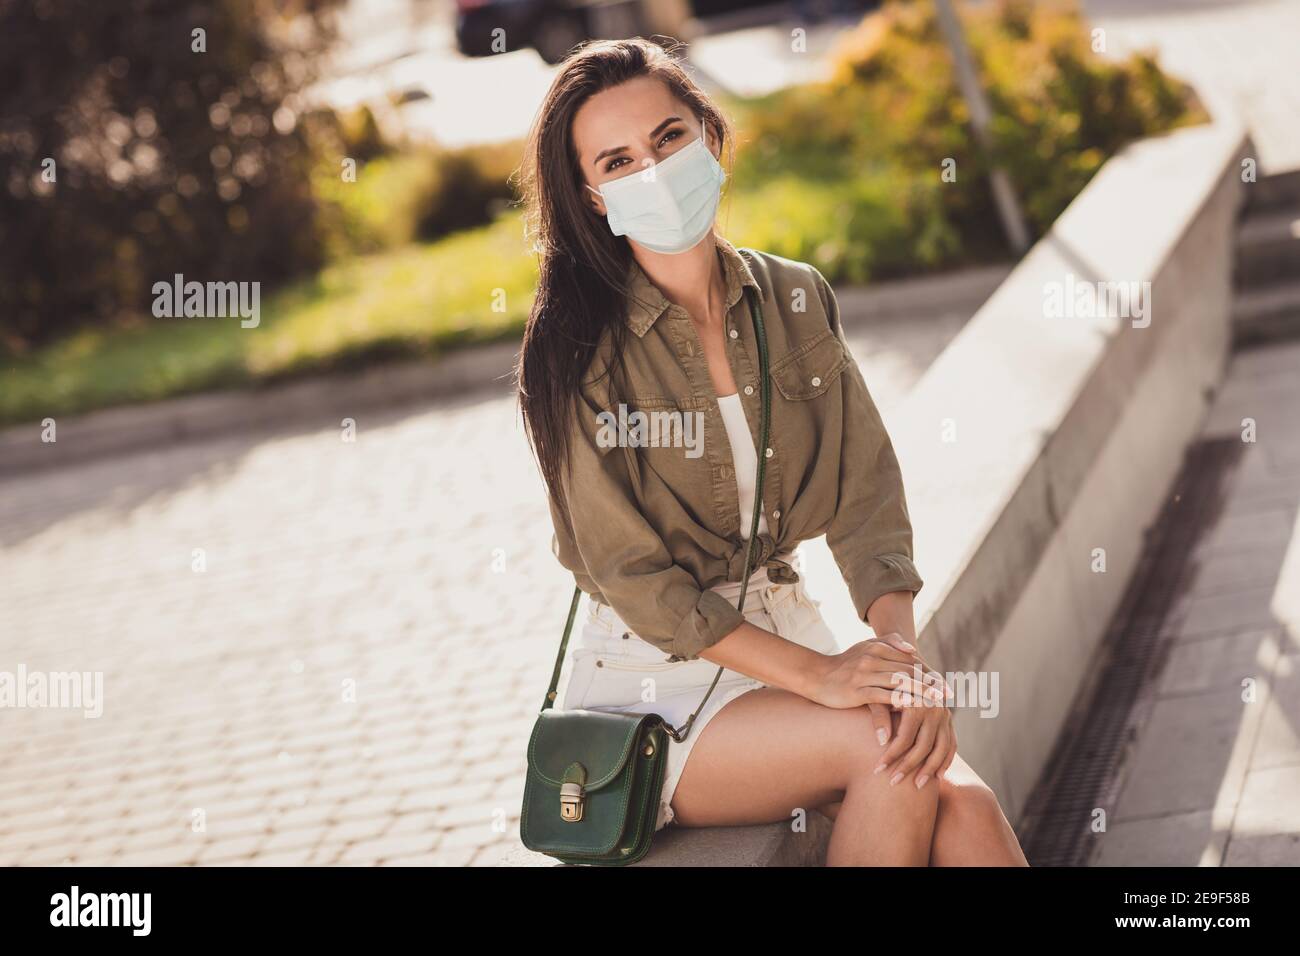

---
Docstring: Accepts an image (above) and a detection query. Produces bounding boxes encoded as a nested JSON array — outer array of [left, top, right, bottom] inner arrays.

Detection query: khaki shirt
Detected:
[[548, 236, 923, 660]]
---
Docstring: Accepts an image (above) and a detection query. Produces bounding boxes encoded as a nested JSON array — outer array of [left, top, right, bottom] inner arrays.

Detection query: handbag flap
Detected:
[[527, 709, 654, 791]]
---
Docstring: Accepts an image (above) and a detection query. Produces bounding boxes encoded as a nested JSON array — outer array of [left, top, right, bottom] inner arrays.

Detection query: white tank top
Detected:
[[717, 393, 769, 540]]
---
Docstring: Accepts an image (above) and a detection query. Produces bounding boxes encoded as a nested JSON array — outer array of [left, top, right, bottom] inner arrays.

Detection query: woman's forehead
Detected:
[[572, 78, 688, 160]]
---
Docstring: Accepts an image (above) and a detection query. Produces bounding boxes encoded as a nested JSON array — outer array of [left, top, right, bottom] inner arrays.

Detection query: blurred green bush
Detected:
[[0, 0, 342, 353], [727, 0, 1205, 282], [305, 110, 520, 256]]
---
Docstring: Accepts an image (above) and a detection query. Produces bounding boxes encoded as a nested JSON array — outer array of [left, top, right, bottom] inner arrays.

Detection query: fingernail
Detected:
[[876, 728, 889, 746], [915, 774, 929, 789], [897, 641, 915, 651], [889, 772, 904, 787], [873, 762, 886, 775]]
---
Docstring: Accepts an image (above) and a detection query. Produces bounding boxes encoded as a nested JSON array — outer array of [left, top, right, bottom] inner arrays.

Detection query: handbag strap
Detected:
[[541, 250, 771, 745]]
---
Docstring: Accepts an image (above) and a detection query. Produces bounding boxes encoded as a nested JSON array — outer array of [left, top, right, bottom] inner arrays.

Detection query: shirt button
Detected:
[[729, 329, 739, 339], [743, 385, 754, 396], [773, 509, 781, 519], [811, 376, 822, 387], [765, 447, 774, 459]]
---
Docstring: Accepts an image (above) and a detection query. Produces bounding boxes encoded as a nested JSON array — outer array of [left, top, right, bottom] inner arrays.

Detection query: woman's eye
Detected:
[[600, 129, 684, 174]]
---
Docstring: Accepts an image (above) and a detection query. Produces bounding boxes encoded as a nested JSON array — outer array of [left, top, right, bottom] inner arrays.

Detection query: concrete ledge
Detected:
[[497, 812, 833, 867], [895, 119, 1250, 820]]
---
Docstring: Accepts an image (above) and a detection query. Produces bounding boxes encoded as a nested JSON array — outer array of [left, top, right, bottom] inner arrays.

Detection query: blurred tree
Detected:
[[0, 0, 340, 351]]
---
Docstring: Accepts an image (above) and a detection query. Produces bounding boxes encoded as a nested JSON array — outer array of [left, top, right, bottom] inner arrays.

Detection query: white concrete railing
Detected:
[[897, 119, 1249, 821], [504, 118, 1251, 866]]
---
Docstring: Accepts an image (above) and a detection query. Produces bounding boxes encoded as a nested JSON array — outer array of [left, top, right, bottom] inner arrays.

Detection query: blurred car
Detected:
[[454, 0, 637, 64], [453, 0, 878, 65]]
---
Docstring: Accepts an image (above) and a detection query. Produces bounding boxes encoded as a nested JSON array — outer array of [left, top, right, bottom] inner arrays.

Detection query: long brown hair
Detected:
[[514, 37, 734, 509]]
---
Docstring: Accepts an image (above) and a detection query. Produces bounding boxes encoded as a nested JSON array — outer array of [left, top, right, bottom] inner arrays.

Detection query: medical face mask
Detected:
[[586, 128, 726, 255]]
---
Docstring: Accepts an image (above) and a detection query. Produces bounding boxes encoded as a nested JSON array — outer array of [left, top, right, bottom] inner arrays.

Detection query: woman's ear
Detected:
[[584, 182, 607, 217]]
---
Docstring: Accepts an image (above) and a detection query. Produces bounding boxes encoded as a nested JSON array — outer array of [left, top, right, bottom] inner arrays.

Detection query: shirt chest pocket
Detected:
[[622, 395, 711, 476], [770, 328, 851, 401]]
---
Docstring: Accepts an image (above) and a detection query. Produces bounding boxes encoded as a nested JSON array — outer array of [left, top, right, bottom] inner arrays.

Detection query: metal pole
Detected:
[[933, 0, 1031, 255]]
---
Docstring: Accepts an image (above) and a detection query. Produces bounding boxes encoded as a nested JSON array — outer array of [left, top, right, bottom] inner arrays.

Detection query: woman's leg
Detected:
[[816, 753, 1028, 866], [669, 687, 939, 866], [926, 755, 1028, 866]]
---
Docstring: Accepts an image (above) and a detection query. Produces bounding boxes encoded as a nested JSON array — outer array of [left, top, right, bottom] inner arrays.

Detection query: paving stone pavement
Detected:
[[0, 305, 968, 867], [1090, 340, 1300, 866]]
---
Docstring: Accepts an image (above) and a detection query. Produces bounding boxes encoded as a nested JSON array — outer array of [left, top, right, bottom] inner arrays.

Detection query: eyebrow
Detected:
[[592, 116, 684, 166]]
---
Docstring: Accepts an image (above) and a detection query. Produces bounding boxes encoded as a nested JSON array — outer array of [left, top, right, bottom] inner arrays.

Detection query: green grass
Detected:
[[1, 214, 537, 427]]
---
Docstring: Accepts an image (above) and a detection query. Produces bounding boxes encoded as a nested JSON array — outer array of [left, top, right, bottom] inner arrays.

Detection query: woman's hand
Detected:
[[805, 634, 947, 711], [874, 699, 957, 790]]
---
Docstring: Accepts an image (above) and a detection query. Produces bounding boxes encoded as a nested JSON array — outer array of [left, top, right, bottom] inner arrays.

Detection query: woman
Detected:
[[516, 37, 1026, 866]]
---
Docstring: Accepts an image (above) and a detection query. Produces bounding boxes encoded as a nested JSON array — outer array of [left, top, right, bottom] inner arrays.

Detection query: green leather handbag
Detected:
[[520, 266, 772, 866]]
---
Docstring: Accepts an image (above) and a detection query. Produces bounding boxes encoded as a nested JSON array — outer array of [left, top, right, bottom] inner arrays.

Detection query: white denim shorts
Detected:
[[554, 568, 838, 831]]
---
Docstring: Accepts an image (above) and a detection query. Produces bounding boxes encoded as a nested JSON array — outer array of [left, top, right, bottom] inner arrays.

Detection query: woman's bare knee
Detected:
[[937, 777, 1006, 828], [822, 706, 893, 779], [826, 708, 939, 819], [932, 771, 1027, 866], [941, 780, 998, 816]]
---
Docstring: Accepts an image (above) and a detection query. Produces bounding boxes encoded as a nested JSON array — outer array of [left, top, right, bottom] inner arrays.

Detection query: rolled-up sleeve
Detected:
[[813, 267, 925, 622], [547, 379, 745, 661]]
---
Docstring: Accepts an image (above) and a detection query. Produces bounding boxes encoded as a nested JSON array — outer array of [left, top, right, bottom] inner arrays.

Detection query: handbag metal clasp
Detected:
[[560, 782, 585, 822]]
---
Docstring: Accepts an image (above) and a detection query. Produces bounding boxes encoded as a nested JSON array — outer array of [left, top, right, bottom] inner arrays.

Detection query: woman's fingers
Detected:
[[881, 671, 946, 706], [915, 722, 950, 789], [851, 658, 942, 704], [855, 686, 906, 708], [856, 676, 934, 707], [874, 707, 921, 774], [921, 667, 952, 700], [866, 702, 893, 747], [940, 726, 958, 779], [907, 661, 952, 701], [857, 640, 915, 668], [857, 639, 953, 700], [871, 634, 943, 680], [827, 641, 949, 710], [890, 711, 939, 783], [873, 632, 917, 656]]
